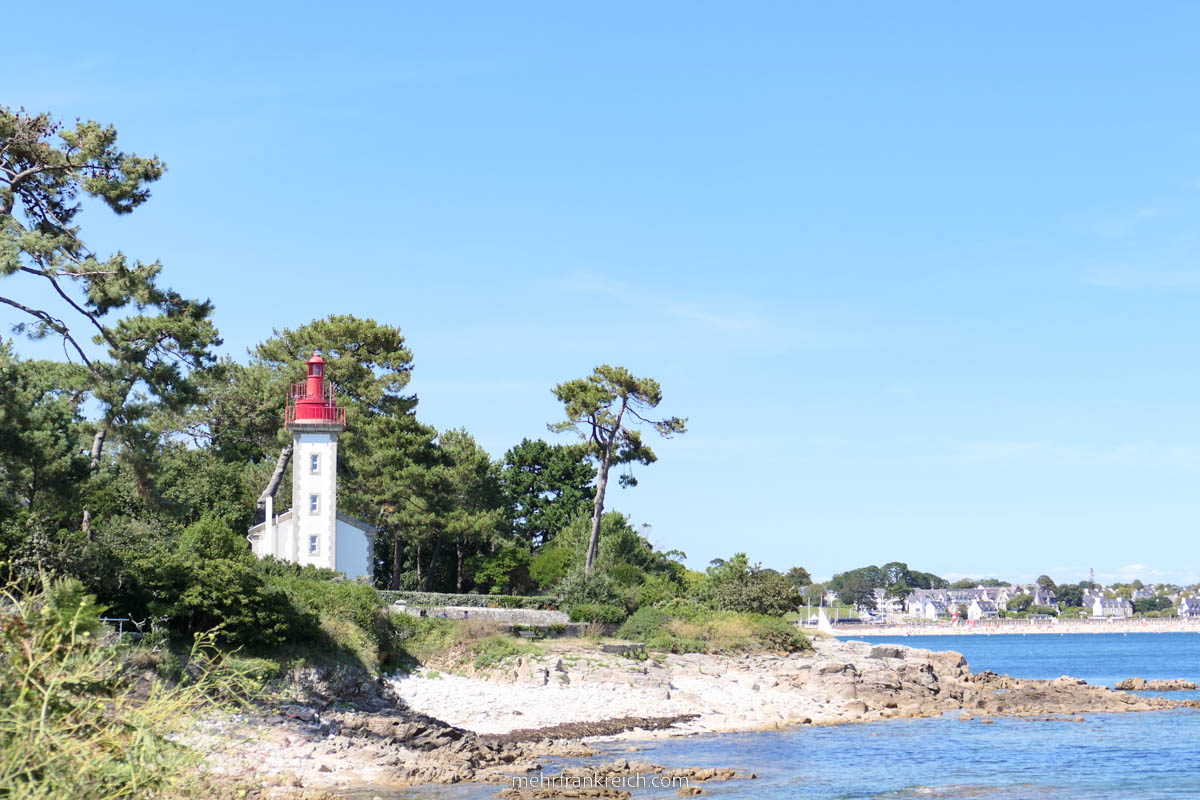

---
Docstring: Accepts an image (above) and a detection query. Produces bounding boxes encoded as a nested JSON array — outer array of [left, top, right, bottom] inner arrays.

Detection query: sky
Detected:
[[5, 2, 1200, 584]]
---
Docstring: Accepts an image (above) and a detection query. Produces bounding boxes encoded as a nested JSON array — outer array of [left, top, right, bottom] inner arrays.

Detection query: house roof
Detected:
[[246, 508, 377, 536]]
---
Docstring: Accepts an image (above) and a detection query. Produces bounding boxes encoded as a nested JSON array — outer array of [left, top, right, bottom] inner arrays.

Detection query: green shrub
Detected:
[[466, 543, 533, 595], [124, 553, 298, 647], [708, 565, 802, 615], [609, 563, 644, 587], [0, 578, 260, 799], [530, 546, 574, 590], [176, 515, 251, 561], [618, 607, 810, 654], [268, 573, 395, 670], [559, 568, 621, 607], [470, 634, 544, 669], [568, 603, 628, 624]]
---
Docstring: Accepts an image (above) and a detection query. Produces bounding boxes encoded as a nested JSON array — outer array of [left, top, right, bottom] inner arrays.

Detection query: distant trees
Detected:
[[1055, 584, 1084, 609], [828, 561, 947, 608], [1006, 593, 1033, 613], [499, 438, 595, 548]]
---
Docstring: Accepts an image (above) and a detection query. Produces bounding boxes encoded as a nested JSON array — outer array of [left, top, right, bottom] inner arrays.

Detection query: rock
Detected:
[[869, 645, 906, 660], [1115, 677, 1197, 691]]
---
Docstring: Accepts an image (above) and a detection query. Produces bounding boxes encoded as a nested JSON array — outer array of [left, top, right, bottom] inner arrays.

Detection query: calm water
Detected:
[[389, 634, 1200, 800]]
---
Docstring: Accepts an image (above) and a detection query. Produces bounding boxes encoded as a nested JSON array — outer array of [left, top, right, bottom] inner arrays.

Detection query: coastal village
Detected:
[[819, 583, 1200, 625]]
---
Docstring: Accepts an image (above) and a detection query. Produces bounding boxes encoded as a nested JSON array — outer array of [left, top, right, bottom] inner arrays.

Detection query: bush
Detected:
[[267, 572, 397, 670], [709, 566, 802, 615], [470, 634, 544, 669], [530, 546, 574, 590], [568, 603, 628, 624], [124, 553, 298, 648], [176, 515, 251, 561], [618, 606, 672, 640], [0, 578, 260, 798], [617, 607, 810, 654], [559, 568, 621, 607]]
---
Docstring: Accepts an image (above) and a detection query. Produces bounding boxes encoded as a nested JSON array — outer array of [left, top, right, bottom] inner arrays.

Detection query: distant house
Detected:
[[1132, 587, 1155, 601], [1178, 597, 1200, 618], [1092, 597, 1133, 619], [870, 589, 905, 617], [923, 600, 951, 620], [1031, 588, 1059, 610], [1081, 592, 1102, 609], [968, 599, 1000, 621]]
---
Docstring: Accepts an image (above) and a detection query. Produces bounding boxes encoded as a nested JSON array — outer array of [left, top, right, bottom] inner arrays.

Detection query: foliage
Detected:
[[1135, 595, 1173, 614], [470, 634, 544, 669], [466, 543, 533, 595], [1, 109, 221, 536], [568, 603, 628, 623], [616, 605, 811, 654], [123, 553, 296, 647], [1006, 593, 1034, 612], [530, 545, 575, 590], [558, 568, 622, 609], [0, 577, 259, 799], [701, 553, 802, 615], [828, 562, 947, 605], [1055, 583, 1084, 609], [176, 515, 251, 561], [500, 438, 595, 548]]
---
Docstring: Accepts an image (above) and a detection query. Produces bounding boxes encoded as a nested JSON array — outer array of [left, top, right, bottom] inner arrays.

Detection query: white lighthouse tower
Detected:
[[247, 351, 376, 580]]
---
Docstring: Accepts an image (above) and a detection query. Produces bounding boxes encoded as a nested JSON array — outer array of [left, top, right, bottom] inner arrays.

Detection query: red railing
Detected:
[[285, 381, 346, 426]]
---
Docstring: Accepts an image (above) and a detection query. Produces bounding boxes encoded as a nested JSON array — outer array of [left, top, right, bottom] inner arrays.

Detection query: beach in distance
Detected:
[[832, 618, 1200, 636]]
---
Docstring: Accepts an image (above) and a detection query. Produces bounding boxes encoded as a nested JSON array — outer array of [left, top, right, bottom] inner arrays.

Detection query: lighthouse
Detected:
[[246, 351, 376, 581]]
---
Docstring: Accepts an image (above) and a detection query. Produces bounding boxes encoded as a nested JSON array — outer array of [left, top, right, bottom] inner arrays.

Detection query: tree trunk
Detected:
[[81, 419, 111, 539], [423, 536, 442, 591], [456, 535, 464, 593], [584, 446, 611, 574], [390, 532, 404, 590], [584, 402, 626, 574], [415, 541, 422, 588], [255, 443, 294, 524]]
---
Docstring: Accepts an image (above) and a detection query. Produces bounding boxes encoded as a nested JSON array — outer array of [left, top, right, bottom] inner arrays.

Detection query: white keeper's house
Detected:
[[246, 351, 376, 581]]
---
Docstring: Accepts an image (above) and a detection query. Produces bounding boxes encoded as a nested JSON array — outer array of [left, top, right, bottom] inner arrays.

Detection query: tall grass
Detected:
[[0, 576, 259, 799]]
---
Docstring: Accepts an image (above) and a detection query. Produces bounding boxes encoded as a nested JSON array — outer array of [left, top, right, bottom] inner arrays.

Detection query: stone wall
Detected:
[[396, 604, 569, 625]]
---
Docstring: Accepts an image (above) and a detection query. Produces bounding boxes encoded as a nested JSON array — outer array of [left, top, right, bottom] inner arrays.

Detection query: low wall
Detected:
[[396, 604, 569, 625]]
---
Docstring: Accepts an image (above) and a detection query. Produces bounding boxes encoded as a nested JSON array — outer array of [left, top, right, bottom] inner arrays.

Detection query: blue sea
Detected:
[[389, 634, 1200, 800]]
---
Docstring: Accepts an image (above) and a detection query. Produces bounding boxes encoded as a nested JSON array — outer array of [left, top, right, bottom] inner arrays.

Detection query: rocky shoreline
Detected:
[[194, 639, 1197, 797]]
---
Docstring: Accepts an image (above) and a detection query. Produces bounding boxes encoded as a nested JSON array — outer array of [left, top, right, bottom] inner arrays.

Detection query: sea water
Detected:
[[390, 634, 1200, 800]]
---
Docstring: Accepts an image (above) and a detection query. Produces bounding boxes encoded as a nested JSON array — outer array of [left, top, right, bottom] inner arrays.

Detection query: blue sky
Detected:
[[6, 2, 1200, 584]]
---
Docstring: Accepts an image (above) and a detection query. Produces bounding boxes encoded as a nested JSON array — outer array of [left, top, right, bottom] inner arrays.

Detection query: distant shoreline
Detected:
[[831, 619, 1200, 636]]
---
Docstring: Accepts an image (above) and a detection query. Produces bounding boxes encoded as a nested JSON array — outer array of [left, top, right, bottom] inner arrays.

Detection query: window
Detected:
[[309, 494, 319, 514], [309, 535, 318, 554], [310, 453, 320, 474]]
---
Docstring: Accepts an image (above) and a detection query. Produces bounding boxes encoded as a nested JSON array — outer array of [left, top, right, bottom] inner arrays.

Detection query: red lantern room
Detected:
[[285, 350, 346, 429]]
